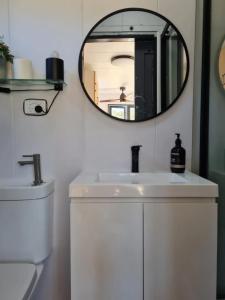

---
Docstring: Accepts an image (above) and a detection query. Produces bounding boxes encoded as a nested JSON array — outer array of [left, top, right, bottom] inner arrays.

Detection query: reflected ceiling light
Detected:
[[111, 55, 134, 67]]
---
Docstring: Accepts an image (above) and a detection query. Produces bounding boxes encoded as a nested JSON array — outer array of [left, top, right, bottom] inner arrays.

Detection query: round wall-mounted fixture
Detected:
[[79, 8, 190, 122], [111, 55, 134, 67]]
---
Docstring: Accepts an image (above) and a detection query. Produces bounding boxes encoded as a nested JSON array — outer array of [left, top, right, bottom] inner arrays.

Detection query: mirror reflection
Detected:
[[80, 9, 189, 122], [219, 40, 225, 89]]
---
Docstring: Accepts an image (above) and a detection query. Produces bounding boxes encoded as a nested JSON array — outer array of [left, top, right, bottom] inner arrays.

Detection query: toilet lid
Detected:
[[0, 263, 37, 300]]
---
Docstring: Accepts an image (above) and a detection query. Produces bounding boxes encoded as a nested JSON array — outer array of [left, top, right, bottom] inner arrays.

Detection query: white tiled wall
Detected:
[[0, 0, 9, 42], [1, 1, 85, 299], [0, 0, 13, 178], [83, 0, 195, 172], [83, 0, 157, 34], [0, 0, 196, 299], [155, 0, 195, 169]]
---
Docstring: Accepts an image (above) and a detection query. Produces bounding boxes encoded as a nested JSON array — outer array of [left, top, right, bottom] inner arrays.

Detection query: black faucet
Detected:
[[131, 145, 142, 173], [18, 154, 43, 186]]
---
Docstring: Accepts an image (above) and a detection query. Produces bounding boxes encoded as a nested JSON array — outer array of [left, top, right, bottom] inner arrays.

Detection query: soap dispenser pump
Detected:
[[170, 133, 186, 173]]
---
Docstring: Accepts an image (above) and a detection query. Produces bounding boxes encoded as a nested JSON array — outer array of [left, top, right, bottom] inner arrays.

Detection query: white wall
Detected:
[[0, 0, 14, 178], [0, 0, 85, 299], [83, 0, 195, 172], [0, 0, 196, 299]]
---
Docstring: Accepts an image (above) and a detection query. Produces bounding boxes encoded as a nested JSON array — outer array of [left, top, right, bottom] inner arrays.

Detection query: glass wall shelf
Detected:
[[0, 78, 66, 92]]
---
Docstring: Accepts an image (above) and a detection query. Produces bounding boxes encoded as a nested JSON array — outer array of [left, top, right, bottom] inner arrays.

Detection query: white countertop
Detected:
[[69, 171, 218, 198]]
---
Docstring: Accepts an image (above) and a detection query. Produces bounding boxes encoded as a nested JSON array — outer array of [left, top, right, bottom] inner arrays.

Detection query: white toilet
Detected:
[[0, 178, 54, 300]]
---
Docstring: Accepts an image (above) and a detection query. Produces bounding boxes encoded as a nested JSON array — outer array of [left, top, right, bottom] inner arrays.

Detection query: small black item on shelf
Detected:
[[0, 87, 11, 93], [46, 51, 64, 82]]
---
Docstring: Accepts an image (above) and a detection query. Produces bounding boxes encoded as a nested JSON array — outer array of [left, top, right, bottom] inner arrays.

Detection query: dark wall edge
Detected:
[[199, 0, 212, 177]]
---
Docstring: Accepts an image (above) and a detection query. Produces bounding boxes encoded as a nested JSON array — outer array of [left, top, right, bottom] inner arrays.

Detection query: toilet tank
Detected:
[[0, 179, 54, 264]]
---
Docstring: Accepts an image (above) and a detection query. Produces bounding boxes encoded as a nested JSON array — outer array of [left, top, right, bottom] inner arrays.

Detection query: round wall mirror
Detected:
[[219, 39, 225, 90], [79, 8, 189, 122]]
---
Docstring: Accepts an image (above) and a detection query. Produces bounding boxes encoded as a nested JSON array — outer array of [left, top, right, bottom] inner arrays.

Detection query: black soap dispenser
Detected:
[[170, 133, 186, 173]]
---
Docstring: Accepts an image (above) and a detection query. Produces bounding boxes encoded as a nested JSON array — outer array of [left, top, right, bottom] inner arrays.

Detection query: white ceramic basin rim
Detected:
[[69, 171, 218, 198], [98, 172, 188, 184], [0, 178, 54, 201]]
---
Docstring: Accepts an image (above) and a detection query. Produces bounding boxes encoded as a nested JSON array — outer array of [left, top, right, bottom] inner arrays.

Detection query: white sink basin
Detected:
[[69, 171, 218, 198], [0, 178, 54, 200], [98, 172, 188, 184]]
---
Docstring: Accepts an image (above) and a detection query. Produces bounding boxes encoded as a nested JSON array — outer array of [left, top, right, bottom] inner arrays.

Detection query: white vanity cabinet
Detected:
[[144, 202, 217, 300], [70, 202, 143, 300], [69, 172, 218, 300]]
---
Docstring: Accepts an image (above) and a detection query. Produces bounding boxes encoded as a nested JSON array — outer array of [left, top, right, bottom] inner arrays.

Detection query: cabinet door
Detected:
[[144, 203, 217, 300], [71, 202, 143, 300]]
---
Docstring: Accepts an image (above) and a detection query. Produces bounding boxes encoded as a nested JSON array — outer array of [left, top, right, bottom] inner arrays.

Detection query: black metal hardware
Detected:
[[131, 145, 142, 173], [18, 154, 43, 186]]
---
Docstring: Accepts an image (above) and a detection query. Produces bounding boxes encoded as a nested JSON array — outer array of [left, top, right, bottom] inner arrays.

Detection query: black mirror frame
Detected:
[[78, 7, 190, 123]]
